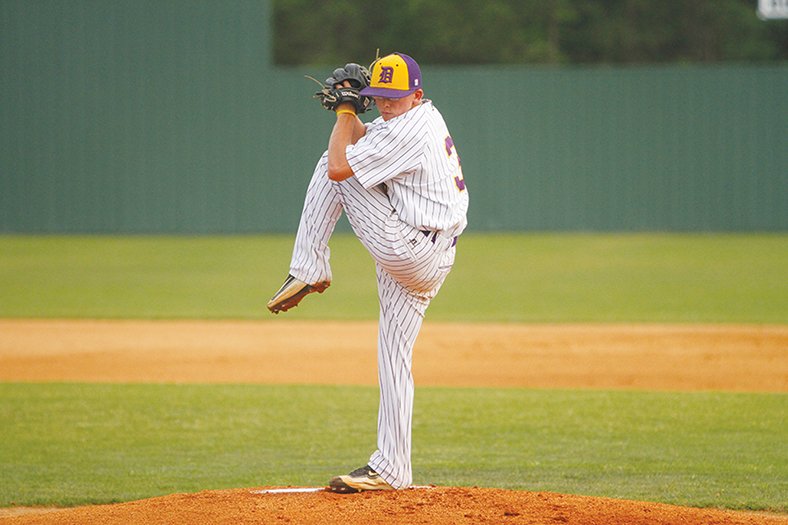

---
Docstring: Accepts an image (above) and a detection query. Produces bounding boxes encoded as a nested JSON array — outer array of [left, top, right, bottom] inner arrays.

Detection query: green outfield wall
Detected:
[[1, 1, 786, 233]]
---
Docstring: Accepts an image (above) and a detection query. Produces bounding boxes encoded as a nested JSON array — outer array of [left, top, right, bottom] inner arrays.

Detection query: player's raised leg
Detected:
[[329, 175, 453, 295], [267, 152, 341, 314]]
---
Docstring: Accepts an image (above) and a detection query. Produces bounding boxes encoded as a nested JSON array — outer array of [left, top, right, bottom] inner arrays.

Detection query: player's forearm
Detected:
[[327, 110, 360, 181]]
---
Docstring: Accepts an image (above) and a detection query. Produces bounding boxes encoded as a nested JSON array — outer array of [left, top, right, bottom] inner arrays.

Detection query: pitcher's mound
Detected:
[[2, 487, 784, 524]]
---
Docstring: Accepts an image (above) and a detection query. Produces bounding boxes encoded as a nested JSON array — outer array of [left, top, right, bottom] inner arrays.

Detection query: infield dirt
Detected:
[[1, 320, 786, 391], [1, 320, 786, 524]]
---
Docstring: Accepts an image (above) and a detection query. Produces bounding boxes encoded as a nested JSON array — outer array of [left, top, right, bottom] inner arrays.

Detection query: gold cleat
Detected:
[[328, 465, 395, 494], [267, 274, 330, 314]]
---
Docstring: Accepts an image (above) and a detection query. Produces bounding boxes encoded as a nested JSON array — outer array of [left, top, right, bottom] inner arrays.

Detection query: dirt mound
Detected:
[[1, 487, 784, 525]]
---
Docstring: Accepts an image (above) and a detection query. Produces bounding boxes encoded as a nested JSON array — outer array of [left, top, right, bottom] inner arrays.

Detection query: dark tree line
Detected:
[[273, 0, 787, 65]]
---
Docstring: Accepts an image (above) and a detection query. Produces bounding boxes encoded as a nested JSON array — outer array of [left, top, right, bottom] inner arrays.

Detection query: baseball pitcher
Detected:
[[267, 52, 469, 493]]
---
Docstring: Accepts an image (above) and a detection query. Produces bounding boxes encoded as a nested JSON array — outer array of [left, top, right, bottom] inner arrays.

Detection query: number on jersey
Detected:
[[444, 136, 466, 191]]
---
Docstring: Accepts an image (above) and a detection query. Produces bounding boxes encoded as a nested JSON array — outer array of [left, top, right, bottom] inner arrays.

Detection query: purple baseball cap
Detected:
[[360, 52, 422, 99]]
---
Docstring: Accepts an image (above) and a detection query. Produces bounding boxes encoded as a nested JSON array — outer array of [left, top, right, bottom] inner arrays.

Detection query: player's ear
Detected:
[[413, 89, 424, 102]]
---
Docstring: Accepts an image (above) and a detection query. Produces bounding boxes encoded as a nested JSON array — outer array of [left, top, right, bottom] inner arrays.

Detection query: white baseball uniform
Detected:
[[288, 99, 468, 489]]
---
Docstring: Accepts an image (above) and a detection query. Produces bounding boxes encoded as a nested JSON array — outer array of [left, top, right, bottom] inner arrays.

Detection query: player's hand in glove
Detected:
[[317, 86, 373, 114], [326, 63, 371, 90], [314, 63, 374, 114]]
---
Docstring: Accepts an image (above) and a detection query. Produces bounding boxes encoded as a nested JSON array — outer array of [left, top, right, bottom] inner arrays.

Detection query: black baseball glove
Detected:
[[326, 63, 371, 90], [314, 63, 374, 114]]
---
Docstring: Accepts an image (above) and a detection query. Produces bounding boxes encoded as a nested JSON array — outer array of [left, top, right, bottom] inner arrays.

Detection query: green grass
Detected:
[[0, 383, 785, 511], [0, 233, 786, 322]]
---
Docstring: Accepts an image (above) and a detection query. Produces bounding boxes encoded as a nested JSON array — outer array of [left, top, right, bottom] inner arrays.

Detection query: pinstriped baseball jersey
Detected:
[[283, 94, 467, 490], [347, 100, 469, 238]]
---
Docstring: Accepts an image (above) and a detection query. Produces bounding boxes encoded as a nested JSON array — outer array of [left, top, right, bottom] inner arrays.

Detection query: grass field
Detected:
[[1, 383, 785, 511], [0, 234, 786, 512], [0, 233, 786, 322]]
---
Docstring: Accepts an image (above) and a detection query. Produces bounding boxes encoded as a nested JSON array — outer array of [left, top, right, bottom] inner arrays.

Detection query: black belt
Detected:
[[421, 230, 458, 247]]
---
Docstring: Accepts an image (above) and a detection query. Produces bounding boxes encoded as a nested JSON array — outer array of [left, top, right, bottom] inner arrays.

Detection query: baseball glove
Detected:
[[326, 63, 371, 90], [313, 63, 374, 114]]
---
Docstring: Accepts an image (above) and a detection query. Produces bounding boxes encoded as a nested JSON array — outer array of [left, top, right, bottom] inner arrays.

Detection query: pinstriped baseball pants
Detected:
[[289, 152, 456, 489]]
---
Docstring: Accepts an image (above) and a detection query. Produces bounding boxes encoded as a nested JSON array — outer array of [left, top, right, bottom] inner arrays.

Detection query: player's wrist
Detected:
[[335, 103, 357, 117]]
